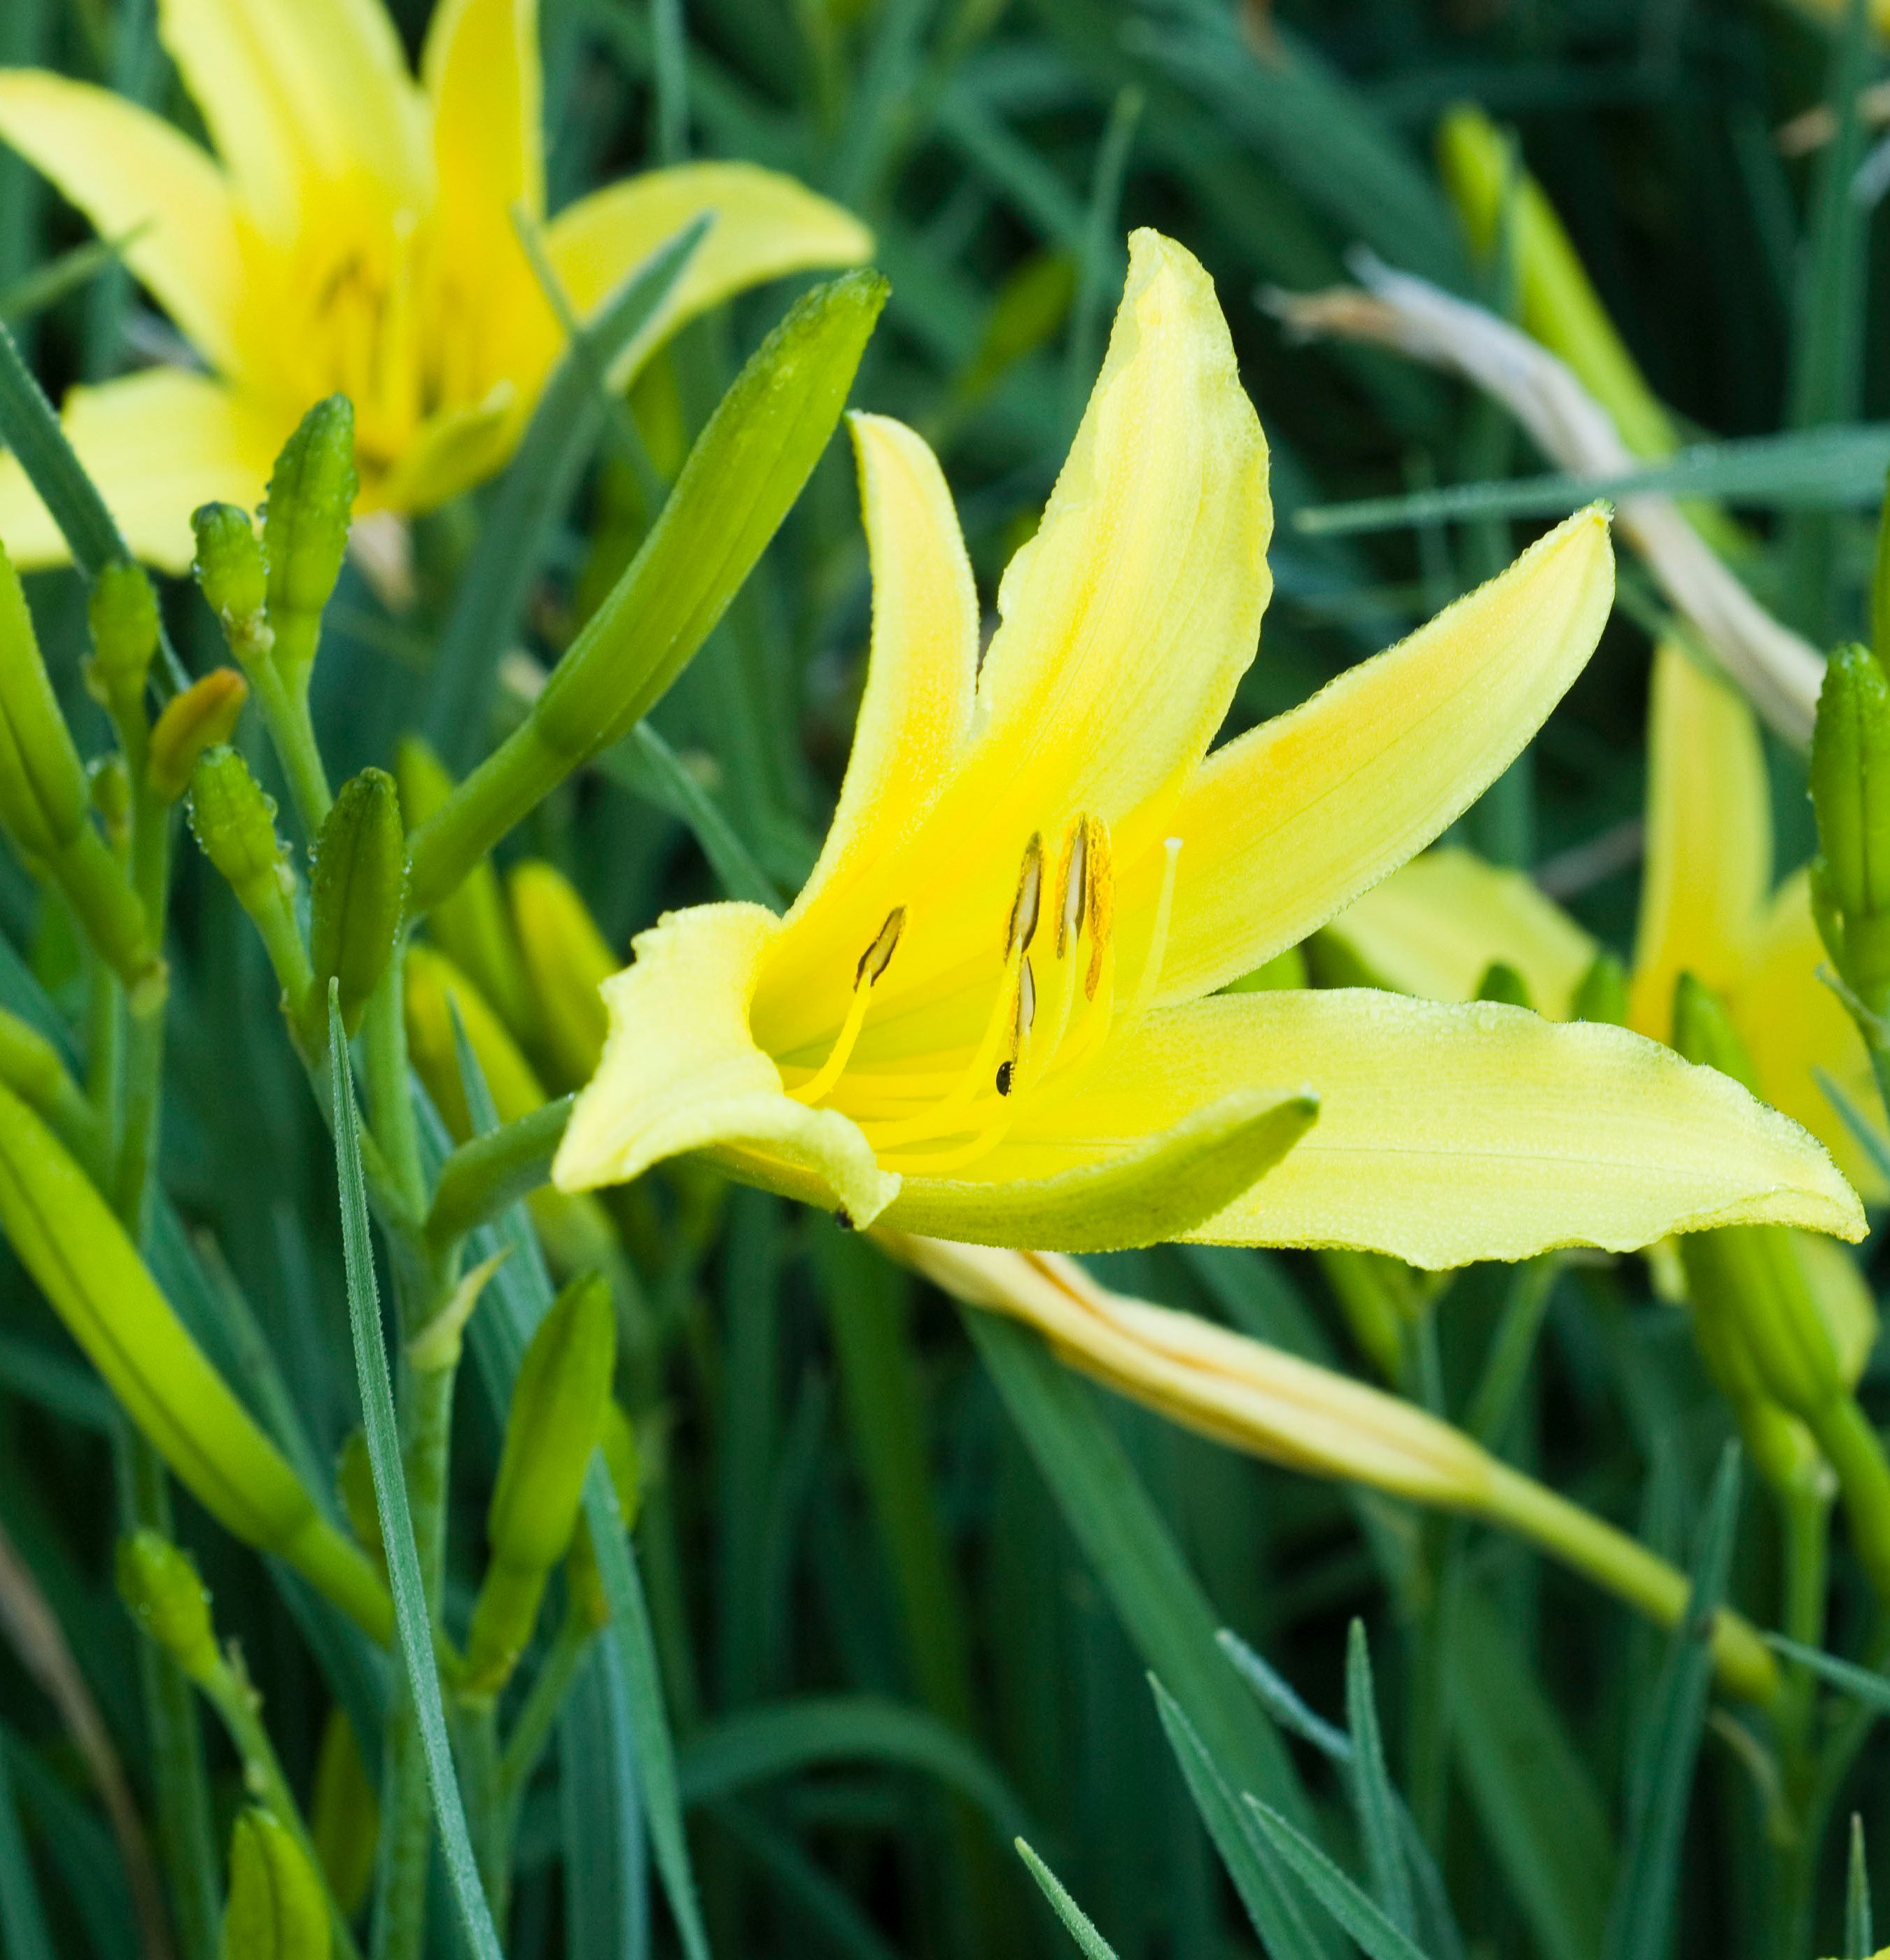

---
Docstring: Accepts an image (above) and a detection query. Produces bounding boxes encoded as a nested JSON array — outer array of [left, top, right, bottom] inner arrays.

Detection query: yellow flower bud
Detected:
[[147, 670, 248, 803], [222, 1809, 330, 1960], [115, 1529, 219, 1684], [509, 860, 615, 1087], [309, 768, 407, 1037]]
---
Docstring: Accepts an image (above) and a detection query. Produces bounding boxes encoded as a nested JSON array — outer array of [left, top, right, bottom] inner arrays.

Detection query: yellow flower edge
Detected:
[[0, 0, 873, 568], [553, 229, 1863, 1266]]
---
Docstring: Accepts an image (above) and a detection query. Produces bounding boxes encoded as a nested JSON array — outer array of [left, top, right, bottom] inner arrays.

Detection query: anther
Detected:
[[1007, 834, 1043, 955], [855, 906, 904, 988], [788, 907, 906, 1106], [1056, 819, 1088, 959], [1084, 819, 1114, 1001]]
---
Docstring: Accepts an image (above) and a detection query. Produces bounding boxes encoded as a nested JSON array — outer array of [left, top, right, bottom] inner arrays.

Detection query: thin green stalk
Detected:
[[455, 1700, 502, 1912], [497, 1611, 594, 1815], [363, 944, 425, 1224], [1807, 1398, 1890, 1607], [248, 662, 333, 839]]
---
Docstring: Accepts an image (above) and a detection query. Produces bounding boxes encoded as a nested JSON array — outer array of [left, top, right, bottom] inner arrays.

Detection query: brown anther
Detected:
[[1056, 818, 1088, 959], [1007, 833, 1043, 955], [996, 958, 1036, 1096], [855, 906, 905, 989], [1084, 820, 1114, 1000]]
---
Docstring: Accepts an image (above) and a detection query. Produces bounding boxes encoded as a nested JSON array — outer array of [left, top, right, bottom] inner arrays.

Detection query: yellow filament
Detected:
[[860, 950, 1023, 1145], [878, 1098, 1020, 1175], [787, 983, 876, 1105]]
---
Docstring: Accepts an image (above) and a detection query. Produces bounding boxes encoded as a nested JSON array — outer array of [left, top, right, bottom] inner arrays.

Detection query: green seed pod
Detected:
[[0, 539, 88, 859], [85, 561, 160, 724], [188, 747, 290, 908], [463, 1272, 615, 1693], [147, 670, 248, 803], [1570, 948, 1631, 1026], [1474, 960, 1533, 1010], [510, 860, 615, 1088], [262, 396, 357, 685], [1812, 644, 1890, 1007], [192, 503, 274, 683], [222, 1809, 330, 1960], [115, 1529, 220, 1684], [309, 768, 406, 1037]]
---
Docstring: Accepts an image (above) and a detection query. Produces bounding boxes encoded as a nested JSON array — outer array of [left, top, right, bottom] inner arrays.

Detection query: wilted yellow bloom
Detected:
[[554, 232, 1861, 1266], [1329, 643, 1884, 1196], [0, 0, 872, 568]]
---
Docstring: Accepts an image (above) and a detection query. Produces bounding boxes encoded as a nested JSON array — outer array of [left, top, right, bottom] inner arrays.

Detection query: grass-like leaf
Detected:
[[328, 991, 505, 1960], [1346, 1620, 1418, 1938], [1016, 1839, 1121, 1960], [1243, 1795, 1436, 1960], [1849, 1814, 1872, 1960], [0, 1730, 54, 1960]]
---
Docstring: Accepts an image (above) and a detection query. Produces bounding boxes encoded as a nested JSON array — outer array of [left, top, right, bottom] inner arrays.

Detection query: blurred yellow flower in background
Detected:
[[0, 0, 872, 568]]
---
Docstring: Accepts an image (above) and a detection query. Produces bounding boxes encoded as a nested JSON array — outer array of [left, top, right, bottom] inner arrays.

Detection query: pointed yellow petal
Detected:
[[0, 71, 246, 374], [976, 227, 1270, 822], [878, 1088, 1318, 1252], [422, 0, 540, 336], [531, 160, 876, 390], [371, 385, 520, 515], [1320, 847, 1596, 1016], [0, 370, 282, 573], [988, 990, 1861, 1268], [1628, 641, 1771, 1040], [157, 0, 428, 226], [784, 414, 978, 927], [1140, 507, 1614, 1006], [1732, 867, 1887, 1199], [553, 903, 899, 1226]]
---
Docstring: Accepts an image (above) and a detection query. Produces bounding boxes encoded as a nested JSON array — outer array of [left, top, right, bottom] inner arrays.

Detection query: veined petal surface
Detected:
[[0, 71, 248, 376], [157, 0, 428, 227], [553, 903, 899, 1228], [1142, 508, 1614, 1005], [0, 370, 282, 573], [985, 990, 1861, 1267], [1628, 642, 1770, 1040], [1320, 847, 1596, 1016]]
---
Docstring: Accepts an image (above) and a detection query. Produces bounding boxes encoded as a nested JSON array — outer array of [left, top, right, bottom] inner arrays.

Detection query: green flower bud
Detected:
[[309, 1710, 377, 1920], [115, 1529, 219, 1684], [147, 670, 248, 803], [510, 860, 615, 1088], [222, 1809, 330, 1960], [309, 767, 406, 1038], [188, 747, 290, 909], [1812, 644, 1890, 1008], [0, 540, 88, 859], [191, 503, 272, 666], [0, 1083, 391, 1642], [566, 1402, 640, 1632], [463, 1272, 615, 1693], [85, 561, 160, 723], [0, 1007, 69, 1112], [262, 396, 357, 685], [1670, 972, 1762, 1097], [1570, 948, 1630, 1026], [1474, 960, 1533, 1010]]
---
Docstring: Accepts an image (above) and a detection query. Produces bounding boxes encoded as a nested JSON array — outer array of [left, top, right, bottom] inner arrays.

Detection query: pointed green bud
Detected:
[[262, 396, 356, 685], [463, 1271, 615, 1693], [309, 1710, 377, 1919], [1571, 948, 1630, 1026], [192, 503, 272, 666], [115, 1529, 220, 1684], [85, 561, 160, 723], [1670, 972, 1762, 1097], [148, 670, 248, 802], [408, 271, 890, 912], [1812, 643, 1890, 1007], [0, 1007, 71, 1113], [510, 860, 615, 1087], [188, 747, 289, 908], [309, 768, 406, 1038], [1474, 960, 1533, 1009], [0, 540, 88, 858], [222, 1809, 330, 1960]]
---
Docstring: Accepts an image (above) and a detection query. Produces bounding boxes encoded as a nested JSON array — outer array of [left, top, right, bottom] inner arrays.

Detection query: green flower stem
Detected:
[[248, 660, 332, 838], [426, 1095, 575, 1250], [491, 1609, 594, 1927], [408, 722, 568, 917], [1478, 1460, 1780, 1702], [363, 944, 426, 1225], [454, 1698, 503, 1911], [1805, 1396, 1890, 1605]]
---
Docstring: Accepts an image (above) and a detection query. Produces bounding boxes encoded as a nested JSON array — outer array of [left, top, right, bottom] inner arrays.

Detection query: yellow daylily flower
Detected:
[[553, 232, 1861, 1267], [0, 0, 872, 570], [1329, 643, 1885, 1196]]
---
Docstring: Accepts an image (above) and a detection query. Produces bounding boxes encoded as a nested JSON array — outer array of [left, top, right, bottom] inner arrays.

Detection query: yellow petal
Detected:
[[554, 903, 899, 1227], [878, 1088, 1318, 1252], [422, 0, 540, 358], [785, 414, 978, 926], [158, 0, 428, 227], [0, 71, 248, 376], [1320, 847, 1596, 1016], [1732, 867, 1887, 1199], [0, 370, 282, 573], [1628, 641, 1771, 1040], [1140, 507, 1614, 1006], [532, 160, 876, 391], [976, 227, 1269, 825], [986, 990, 1862, 1267]]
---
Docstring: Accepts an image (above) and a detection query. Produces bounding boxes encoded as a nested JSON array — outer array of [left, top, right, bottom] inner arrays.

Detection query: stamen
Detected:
[[1085, 818, 1114, 1001], [1007, 833, 1044, 955], [1056, 818, 1088, 958], [1125, 837, 1183, 1024], [997, 957, 1037, 1096], [858, 945, 1023, 1144], [788, 908, 904, 1105], [878, 1098, 1020, 1175]]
